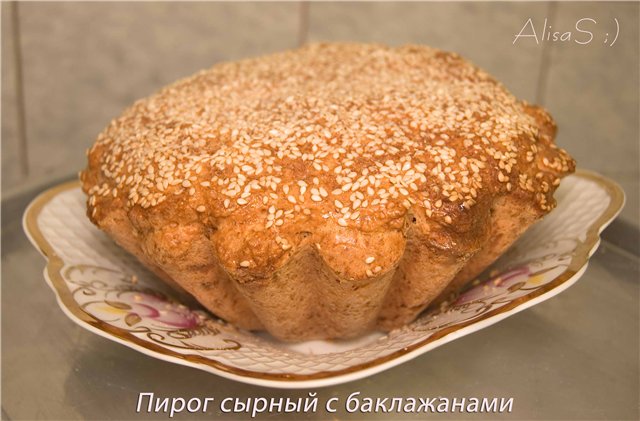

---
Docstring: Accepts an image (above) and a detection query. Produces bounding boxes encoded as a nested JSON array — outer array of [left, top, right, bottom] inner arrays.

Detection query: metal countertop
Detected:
[[2, 181, 638, 420]]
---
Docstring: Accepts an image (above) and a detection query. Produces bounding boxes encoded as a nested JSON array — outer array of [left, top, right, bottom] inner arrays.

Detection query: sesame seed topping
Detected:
[[83, 43, 574, 237], [239, 260, 250, 268], [365, 256, 375, 264]]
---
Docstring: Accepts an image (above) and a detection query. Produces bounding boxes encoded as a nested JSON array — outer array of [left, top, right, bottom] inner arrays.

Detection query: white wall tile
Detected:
[[17, 2, 300, 184], [543, 3, 639, 223], [307, 2, 550, 102], [308, 2, 638, 225]]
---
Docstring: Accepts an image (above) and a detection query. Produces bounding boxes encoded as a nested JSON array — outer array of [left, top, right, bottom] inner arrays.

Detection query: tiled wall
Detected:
[[2, 2, 638, 224], [1, 1, 301, 191]]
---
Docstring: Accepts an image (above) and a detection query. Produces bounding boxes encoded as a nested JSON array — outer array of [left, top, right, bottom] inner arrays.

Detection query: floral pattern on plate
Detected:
[[24, 170, 624, 388]]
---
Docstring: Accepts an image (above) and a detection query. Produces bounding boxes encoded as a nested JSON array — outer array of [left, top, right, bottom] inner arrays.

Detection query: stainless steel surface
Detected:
[[2, 187, 639, 420]]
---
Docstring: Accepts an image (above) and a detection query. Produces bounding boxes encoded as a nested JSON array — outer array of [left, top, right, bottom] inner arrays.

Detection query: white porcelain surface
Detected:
[[23, 170, 624, 388]]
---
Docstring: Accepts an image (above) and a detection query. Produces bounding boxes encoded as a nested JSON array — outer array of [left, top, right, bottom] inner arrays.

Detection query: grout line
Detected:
[[534, 1, 558, 106], [10, 1, 29, 178], [297, 1, 309, 47]]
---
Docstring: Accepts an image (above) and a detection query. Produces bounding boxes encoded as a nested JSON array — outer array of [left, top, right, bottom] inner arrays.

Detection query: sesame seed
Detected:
[[365, 256, 375, 264], [84, 43, 573, 234], [239, 260, 250, 268], [196, 205, 206, 212]]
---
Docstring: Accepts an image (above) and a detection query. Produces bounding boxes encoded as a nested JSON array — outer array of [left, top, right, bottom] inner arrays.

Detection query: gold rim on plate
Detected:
[[23, 169, 625, 383]]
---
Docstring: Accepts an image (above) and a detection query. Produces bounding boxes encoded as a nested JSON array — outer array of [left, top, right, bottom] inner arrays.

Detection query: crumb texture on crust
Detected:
[[81, 43, 575, 340]]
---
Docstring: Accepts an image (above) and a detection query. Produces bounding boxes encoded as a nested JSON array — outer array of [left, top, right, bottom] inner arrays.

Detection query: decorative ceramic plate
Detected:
[[24, 170, 623, 389]]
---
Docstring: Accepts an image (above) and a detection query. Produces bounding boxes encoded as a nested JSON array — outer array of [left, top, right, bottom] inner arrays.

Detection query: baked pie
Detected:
[[81, 43, 575, 341]]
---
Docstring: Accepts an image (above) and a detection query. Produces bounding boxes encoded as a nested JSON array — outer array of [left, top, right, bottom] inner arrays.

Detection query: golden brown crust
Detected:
[[80, 43, 575, 340]]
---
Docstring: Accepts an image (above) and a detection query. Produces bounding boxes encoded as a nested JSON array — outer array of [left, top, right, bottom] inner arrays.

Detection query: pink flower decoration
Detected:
[[107, 291, 199, 329]]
